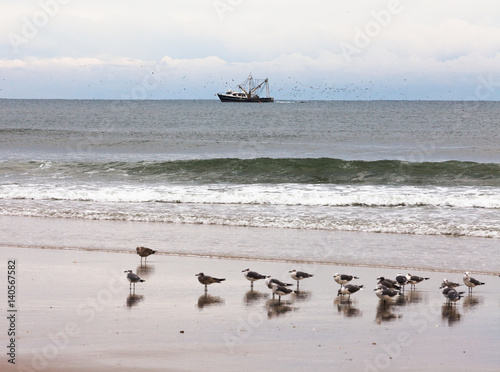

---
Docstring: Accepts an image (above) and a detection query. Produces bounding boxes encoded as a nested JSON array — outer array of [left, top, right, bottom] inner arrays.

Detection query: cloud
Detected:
[[1, 0, 500, 99]]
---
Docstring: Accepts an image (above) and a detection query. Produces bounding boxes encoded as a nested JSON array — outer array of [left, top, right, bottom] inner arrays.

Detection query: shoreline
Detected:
[[2, 244, 499, 276], [1, 215, 499, 274], [2, 246, 499, 372]]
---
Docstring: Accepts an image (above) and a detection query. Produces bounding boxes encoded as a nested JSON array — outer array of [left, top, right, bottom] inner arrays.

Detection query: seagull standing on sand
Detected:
[[395, 273, 408, 292], [337, 284, 364, 301], [124, 270, 145, 290], [463, 272, 485, 294], [136, 246, 157, 264], [195, 272, 225, 292], [242, 268, 267, 289], [265, 276, 293, 289], [374, 284, 399, 304], [270, 283, 295, 304], [444, 287, 465, 305], [266, 276, 293, 298], [440, 279, 461, 289], [406, 273, 430, 290], [333, 273, 359, 288], [289, 269, 314, 289], [376, 277, 401, 290]]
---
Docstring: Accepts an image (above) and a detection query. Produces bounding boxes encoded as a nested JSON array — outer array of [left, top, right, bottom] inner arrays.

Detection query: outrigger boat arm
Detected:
[[238, 75, 268, 97]]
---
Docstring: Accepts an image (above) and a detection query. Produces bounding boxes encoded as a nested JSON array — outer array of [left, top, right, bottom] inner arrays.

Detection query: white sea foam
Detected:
[[1, 185, 499, 239], [1, 183, 499, 209]]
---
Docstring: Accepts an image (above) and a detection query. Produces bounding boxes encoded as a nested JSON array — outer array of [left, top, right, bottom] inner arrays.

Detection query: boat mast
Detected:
[[248, 73, 252, 98]]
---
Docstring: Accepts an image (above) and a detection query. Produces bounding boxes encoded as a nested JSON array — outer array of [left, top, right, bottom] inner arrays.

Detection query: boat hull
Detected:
[[217, 94, 274, 103]]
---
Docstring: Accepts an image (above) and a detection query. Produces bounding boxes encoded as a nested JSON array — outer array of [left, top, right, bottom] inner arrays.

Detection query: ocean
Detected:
[[1, 99, 499, 272]]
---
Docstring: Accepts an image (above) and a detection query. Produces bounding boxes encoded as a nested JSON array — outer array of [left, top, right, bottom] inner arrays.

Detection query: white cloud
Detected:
[[1, 0, 500, 99]]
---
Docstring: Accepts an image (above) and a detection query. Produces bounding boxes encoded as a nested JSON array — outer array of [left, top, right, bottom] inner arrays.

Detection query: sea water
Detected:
[[1, 99, 499, 271]]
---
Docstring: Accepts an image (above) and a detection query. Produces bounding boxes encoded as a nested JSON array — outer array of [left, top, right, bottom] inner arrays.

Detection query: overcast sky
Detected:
[[1, 0, 500, 100]]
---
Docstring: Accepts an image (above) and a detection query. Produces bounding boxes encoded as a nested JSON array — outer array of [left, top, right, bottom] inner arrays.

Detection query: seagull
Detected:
[[395, 273, 408, 292], [136, 246, 157, 264], [463, 272, 485, 294], [242, 268, 267, 289], [333, 273, 359, 288], [289, 269, 314, 289], [377, 277, 401, 290], [270, 284, 295, 304], [195, 272, 225, 291], [406, 273, 430, 290], [374, 284, 399, 303], [266, 276, 293, 298], [440, 279, 461, 289], [265, 276, 293, 289], [441, 286, 452, 299], [444, 287, 465, 305], [124, 270, 145, 290], [337, 284, 364, 300]]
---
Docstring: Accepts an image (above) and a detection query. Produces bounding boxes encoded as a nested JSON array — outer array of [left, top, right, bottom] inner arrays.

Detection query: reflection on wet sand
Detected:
[[394, 290, 425, 307], [375, 302, 403, 324], [126, 293, 144, 308], [334, 297, 362, 318], [441, 304, 461, 326], [463, 295, 483, 311], [265, 299, 297, 318], [136, 264, 155, 279], [197, 293, 224, 309], [244, 290, 269, 306], [294, 290, 311, 302]]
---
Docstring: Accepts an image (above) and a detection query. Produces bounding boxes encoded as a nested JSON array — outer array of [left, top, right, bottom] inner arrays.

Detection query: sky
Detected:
[[1, 0, 500, 100]]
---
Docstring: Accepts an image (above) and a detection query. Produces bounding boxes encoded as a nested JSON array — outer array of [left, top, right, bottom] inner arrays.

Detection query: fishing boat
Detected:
[[217, 73, 274, 102]]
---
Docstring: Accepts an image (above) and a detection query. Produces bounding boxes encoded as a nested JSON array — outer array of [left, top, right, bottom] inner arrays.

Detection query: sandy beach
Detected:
[[1, 244, 499, 372]]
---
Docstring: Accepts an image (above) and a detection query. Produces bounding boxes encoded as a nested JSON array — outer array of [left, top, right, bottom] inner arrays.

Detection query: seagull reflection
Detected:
[[136, 264, 155, 279], [375, 302, 402, 324], [463, 295, 483, 310], [197, 293, 224, 309], [244, 290, 269, 305], [294, 290, 311, 302], [265, 299, 296, 318], [334, 297, 362, 318], [126, 293, 144, 308], [441, 304, 461, 326], [394, 290, 424, 306]]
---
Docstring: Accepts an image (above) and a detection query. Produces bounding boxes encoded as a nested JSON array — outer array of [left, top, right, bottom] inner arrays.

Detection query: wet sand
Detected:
[[1, 246, 499, 372]]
